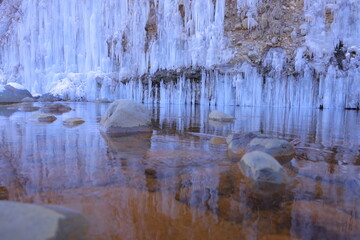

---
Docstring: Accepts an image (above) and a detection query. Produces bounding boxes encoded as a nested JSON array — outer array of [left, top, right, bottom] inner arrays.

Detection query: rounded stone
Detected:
[[227, 132, 267, 157], [0, 83, 32, 103], [208, 110, 235, 122], [100, 99, 151, 136], [0, 201, 88, 240], [238, 151, 288, 189], [247, 138, 295, 164], [42, 103, 72, 114]]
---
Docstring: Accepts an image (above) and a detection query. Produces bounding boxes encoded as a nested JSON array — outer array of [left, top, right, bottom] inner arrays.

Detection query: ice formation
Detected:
[[0, 0, 359, 108]]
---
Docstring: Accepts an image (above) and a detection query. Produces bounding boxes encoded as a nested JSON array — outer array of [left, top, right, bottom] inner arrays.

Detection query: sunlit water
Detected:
[[0, 102, 359, 239]]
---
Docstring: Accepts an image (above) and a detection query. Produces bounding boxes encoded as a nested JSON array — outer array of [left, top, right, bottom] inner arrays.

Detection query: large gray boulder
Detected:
[[0, 201, 88, 240], [0, 83, 33, 103], [100, 99, 151, 136], [238, 151, 288, 192], [247, 138, 295, 164]]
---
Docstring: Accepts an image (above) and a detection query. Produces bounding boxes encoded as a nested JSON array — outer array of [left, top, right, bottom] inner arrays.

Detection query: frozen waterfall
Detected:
[[0, 0, 359, 108]]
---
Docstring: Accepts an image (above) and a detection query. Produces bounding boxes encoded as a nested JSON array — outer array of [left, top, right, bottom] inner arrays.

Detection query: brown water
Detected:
[[0, 102, 359, 240]]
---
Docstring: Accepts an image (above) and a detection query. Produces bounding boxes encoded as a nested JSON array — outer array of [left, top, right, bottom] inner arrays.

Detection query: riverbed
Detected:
[[0, 102, 359, 239]]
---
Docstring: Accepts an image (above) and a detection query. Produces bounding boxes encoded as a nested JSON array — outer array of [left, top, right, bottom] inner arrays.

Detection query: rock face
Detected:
[[0, 83, 33, 103], [0, 201, 88, 240], [247, 138, 295, 164], [238, 151, 288, 191], [100, 99, 151, 136], [208, 110, 235, 122]]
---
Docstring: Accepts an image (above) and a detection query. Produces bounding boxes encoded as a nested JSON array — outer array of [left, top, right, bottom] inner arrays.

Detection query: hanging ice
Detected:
[[0, 0, 358, 108]]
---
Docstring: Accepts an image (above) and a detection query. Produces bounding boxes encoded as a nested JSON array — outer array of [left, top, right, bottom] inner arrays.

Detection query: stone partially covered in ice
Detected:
[[209, 110, 235, 122], [247, 138, 295, 164], [238, 151, 288, 191], [0, 83, 33, 103], [100, 99, 151, 136]]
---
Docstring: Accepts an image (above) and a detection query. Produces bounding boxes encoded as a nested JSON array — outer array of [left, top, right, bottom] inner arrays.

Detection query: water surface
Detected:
[[0, 102, 359, 239]]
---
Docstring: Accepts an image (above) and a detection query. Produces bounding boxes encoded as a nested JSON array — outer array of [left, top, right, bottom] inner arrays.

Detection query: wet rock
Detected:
[[208, 110, 235, 122], [6, 103, 40, 112], [227, 132, 267, 157], [210, 136, 227, 145], [0, 83, 32, 103], [94, 98, 112, 103], [30, 113, 57, 123], [238, 151, 288, 192], [288, 201, 360, 239], [42, 103, 72, 114], [0, 201, 88, 240], [247, 138, 295, 164], [100, 99, 151, 136], [62, 118, 85, 128], [21, 97, 36, 102]]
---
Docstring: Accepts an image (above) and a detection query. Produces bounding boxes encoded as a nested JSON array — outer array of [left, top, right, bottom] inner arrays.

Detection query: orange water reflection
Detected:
[[0, 103, 359, 239]]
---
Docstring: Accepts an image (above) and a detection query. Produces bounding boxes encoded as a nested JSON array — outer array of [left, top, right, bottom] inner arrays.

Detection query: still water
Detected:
[[0, 102, 359, 239]]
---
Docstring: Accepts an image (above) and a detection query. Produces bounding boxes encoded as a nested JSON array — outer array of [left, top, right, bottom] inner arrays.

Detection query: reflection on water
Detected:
[[0, 103, 359, 239]]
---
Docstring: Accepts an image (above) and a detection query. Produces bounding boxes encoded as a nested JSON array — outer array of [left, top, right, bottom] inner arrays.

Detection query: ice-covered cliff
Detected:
[[0, 0, 359, 108]]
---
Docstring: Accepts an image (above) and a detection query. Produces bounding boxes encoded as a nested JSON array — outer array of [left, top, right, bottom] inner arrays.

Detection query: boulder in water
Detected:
[[0, 83, 33, 103], [100, 99, 151, 136], [208, 110, 235, 122], [0, 201, 88, 240], [247, 138, 295, 164], [238, 151, 288, 192]]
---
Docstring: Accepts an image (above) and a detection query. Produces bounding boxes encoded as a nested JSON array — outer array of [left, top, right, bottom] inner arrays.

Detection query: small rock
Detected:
[[94, 98, 112, 103], [62, 118, 85, 128], [238, 151, 288, 192], [100, 99, 151, 136], [31, 113, 57, 123], [247, 138, 295, 164], [42, 103, 72, 114], [0, 201, 88, 240], [247, 51, 260, 61], [21, 97, 36, 102], [210, 137, 227, 145], [208, 110, 235, 122]]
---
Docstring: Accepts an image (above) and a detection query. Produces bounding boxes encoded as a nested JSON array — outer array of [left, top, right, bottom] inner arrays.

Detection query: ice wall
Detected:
[[0, 0, 359, 108]]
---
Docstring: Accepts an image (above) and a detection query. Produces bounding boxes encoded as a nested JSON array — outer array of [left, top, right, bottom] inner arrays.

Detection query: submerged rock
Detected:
[[288, 200, 360, 239], [208, 110, 235, 122], [238, 151, 288, 192], [100, 99, 151, 136], [0, 83, 33, 103], [0, 201, 88, 240], [31, 113, 57, 123], [62, 118, 85, 128], [227, 132, 267, 157], [42, 103, 72, 114], [247, 138, 295, 164]]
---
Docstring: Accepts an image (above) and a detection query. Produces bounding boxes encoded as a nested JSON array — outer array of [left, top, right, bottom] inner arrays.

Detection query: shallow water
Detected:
[[0, 102, 359, 239]]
